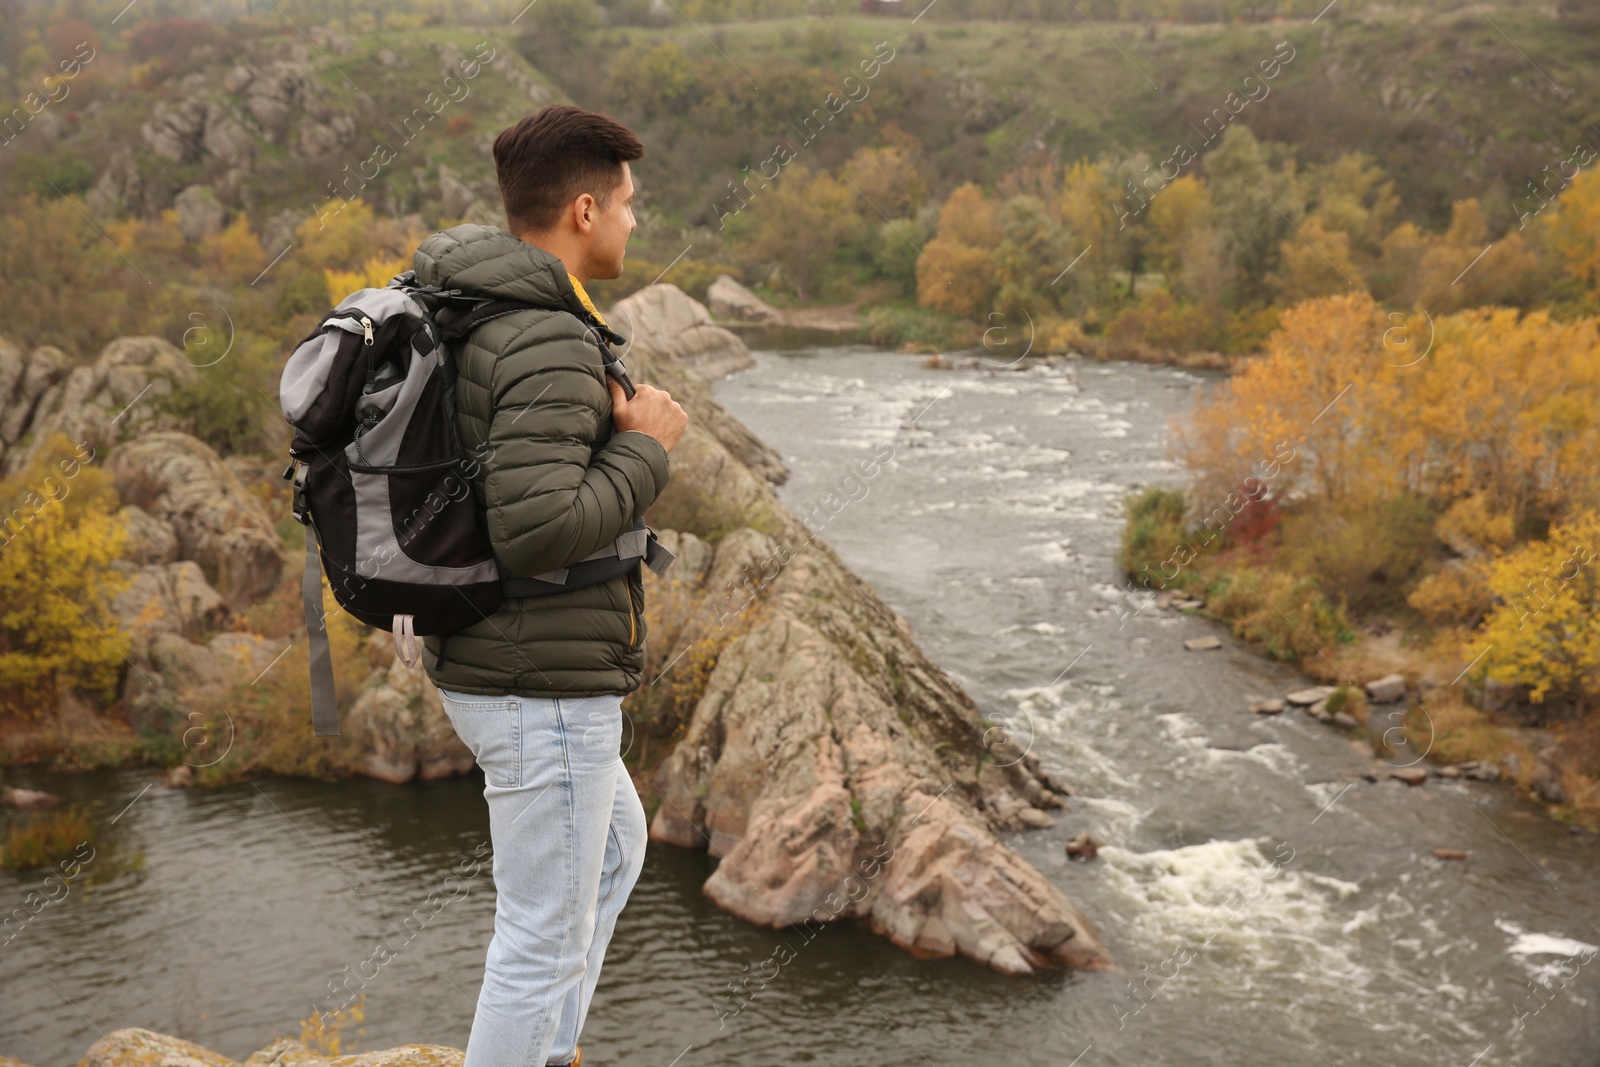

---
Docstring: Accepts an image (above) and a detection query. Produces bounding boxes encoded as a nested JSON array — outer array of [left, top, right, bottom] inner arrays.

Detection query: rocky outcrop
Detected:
[[0, 336, 198, 475], [111, 560, 229, 652], [108, 432, 284, 609], [611, 285, 788, 488], [65, 1027, 462, 1066], [85, 148, 146, 218], [623, 284, 1110, 976], [611, 283, 760, 383], [704, 274, 864, 338], [173, 184, 226, 241], [341, 634, 476, 784]]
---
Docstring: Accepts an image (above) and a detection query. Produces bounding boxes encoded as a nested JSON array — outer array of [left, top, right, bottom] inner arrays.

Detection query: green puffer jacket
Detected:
[[413, 224, 671, 697]]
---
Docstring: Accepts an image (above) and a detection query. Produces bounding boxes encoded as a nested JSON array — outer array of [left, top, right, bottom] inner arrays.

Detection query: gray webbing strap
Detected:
[[528, 525, 653, 586], [644, 532, 675, 577], [304, 524, 340, 737]]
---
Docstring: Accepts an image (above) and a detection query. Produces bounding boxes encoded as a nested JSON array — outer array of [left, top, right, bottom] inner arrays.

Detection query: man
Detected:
[[414, 105, 688, 1067]]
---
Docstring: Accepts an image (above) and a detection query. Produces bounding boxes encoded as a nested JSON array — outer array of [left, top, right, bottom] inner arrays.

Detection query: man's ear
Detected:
[[572, 193, 597, 235]]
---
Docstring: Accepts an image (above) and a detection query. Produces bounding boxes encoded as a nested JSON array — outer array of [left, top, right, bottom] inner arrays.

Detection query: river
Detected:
[[2, 347, 1597, 1066]]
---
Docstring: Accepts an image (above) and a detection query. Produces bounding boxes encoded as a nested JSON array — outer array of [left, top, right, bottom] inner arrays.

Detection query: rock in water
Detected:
[[1066, 832, 1100, 861], [1183, 635, 1223, 651], [1364, 673, 1407, 704], [1432, 848, 1469, 861], [1390, 767, 1428, 786], [1249, 698, 1285, 715], [1285, 685, 1337, 706], [1, 787, 61, 810], [73, 1027, 463, 1066], [621, 284, 1111, 976]]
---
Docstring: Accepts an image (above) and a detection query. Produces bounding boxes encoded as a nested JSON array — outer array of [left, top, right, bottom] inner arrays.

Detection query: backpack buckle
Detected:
[[289, 462, 312, 526]]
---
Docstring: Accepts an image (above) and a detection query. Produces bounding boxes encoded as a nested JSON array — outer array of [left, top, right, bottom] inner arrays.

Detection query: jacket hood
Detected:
[[413, 223, 586, 315]]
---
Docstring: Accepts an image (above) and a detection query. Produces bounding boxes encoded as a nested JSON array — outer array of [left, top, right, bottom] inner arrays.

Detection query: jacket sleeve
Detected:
[[479, 319, 671, 578]]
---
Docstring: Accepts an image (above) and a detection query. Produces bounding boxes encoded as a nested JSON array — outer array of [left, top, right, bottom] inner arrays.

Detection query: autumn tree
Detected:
[[1477, 510, 1600, 713], [0, 437, 128, 714], [1202, 126, 1304, 304], [726, 165, 867, 300], [917, 183, 1001, 318], [1542, 168, 1600, 307]]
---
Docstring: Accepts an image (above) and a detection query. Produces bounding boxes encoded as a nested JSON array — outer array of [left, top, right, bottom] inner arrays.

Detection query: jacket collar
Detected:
[[413, 224, 626, 345]]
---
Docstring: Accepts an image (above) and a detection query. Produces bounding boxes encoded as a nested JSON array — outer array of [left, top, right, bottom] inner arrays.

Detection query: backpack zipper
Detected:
[[360, 316, 374, 345]]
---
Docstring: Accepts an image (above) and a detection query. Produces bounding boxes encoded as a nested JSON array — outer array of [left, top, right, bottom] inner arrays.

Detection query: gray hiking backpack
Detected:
[[279, 271, 675, 736]]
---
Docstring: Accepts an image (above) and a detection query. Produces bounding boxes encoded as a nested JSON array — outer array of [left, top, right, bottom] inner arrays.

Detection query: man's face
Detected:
[[587, 163, 636, 281]]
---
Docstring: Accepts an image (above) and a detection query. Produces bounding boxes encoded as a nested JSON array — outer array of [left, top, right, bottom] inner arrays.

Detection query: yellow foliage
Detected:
[[1477, 510, 1600, 708], [1408, 558, 1496, 628], [1543, 167, 1600, 304], [1269, 216, 1366, 303], [325, 255, 411, 307], [200, 215, 268, 284], [936, 183, 1000, 247], [1436, 491, 1517, 558], [840, 144, 927, 220], [1145, 175, 1212, 275], [291, 994, 366, 1056], [297, 199, 381, 271], [1177, 293, 1600, 530], [916, 236, 998, 319], [1038, 315, 1088, 354], [1413, 199, 1540, 312], [0, 437, 128, 712]]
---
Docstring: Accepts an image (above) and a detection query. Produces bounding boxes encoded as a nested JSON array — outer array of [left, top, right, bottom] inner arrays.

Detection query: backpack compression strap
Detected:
[[303, 523, 341, 737]]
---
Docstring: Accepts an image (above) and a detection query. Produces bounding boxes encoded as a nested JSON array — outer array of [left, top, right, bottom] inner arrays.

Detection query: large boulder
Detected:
[[610, 282, 757, 382], [108, 432, 284, 609], [110, 559, 229, 651], [118, 505, 180, 565], [708, 274, 786, 326], [619, 284, 1110, 976], [173, 184, 225, 241]]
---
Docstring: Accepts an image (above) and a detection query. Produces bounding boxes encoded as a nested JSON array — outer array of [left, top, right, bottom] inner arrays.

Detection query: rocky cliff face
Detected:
[[616, 284, 1110, 975]]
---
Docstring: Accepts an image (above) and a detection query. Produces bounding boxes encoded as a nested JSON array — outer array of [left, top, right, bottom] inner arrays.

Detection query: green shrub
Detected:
[[2, 806, 91, 870], [157, 333, 287, 456], [864, 304, 970, 351], [1206, 565, 1355, 663], [1277, 494, 1439, 617], [1118, 485, 1198, 591]]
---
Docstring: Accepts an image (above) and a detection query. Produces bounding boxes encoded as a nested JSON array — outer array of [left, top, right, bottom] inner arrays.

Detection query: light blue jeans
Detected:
[[439, 689, 648, 1067]]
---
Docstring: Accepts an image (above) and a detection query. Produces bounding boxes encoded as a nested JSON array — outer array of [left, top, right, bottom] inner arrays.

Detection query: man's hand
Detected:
[[608, 378, 688, 453]]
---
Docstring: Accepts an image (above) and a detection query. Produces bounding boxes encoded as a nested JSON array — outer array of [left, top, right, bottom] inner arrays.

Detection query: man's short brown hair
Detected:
[[493, 105, 644, 234]]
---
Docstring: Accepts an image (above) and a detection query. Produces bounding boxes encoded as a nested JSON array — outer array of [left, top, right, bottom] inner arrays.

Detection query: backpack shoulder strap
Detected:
[[437, 300, 541, 343]]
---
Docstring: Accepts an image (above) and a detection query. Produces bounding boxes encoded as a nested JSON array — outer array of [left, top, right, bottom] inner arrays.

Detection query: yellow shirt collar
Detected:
[[568, 274, 606, 326]]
